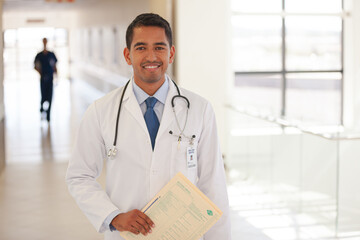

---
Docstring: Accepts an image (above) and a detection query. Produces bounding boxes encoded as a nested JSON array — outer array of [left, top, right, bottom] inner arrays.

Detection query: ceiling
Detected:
[[2, 0, 101, 12]]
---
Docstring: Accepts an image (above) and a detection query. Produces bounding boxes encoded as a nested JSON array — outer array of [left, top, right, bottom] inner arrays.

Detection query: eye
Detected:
[[136, 47, 145, 50], [155, 47, 165, 50]]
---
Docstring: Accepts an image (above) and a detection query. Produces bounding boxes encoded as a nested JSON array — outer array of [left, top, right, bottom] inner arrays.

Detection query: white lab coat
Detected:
[[66, 79, 231, 240]]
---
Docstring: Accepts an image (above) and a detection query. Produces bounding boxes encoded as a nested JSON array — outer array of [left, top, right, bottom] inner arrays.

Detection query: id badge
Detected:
[[187, 146, 197, 169]]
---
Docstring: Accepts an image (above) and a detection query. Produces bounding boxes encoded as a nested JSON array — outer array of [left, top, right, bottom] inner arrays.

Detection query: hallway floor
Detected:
[[0, 78, 105, 240]]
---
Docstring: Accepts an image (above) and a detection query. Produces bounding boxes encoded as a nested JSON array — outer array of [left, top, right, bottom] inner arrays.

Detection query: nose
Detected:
[[145, 49, 157, 61]]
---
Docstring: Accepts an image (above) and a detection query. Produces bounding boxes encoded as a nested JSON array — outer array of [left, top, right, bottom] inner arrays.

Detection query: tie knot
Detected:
[[145, 97, 157, 109]]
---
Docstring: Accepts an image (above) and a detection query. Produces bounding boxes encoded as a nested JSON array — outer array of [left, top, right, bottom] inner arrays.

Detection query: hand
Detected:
[[111, 209, 155, 236]]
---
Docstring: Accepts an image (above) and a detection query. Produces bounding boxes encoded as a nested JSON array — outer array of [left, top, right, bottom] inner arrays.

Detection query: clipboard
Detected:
[[120, 172, 222, 240]]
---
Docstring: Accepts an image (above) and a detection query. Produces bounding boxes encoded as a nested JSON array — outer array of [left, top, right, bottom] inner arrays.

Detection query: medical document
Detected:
[[119, 172, 223, 240]]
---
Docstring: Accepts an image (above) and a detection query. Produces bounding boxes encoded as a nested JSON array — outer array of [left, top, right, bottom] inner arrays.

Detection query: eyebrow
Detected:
[[154, 42, 168, 46], [133, 42, 146, 48], [133, 42, 168, 48]]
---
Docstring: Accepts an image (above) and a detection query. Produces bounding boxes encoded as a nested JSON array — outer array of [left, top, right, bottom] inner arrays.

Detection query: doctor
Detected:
[[66, 13, 231, 240]]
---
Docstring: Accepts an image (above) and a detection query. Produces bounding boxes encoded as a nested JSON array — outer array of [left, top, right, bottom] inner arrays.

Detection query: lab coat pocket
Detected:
[[170, 140, 198, 185]]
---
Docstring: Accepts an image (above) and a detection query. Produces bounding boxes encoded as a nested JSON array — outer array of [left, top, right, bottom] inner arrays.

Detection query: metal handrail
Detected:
[[226, 104, 360, 141]]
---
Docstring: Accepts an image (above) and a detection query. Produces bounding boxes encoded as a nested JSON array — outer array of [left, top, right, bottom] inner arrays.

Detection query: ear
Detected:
[[123, 47, 132, 65], [169, 45, 175, 64]]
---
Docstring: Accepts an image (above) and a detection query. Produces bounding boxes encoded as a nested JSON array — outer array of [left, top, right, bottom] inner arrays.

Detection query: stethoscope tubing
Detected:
[[113, 80, 130, 147], [111, 78, 190, 151]]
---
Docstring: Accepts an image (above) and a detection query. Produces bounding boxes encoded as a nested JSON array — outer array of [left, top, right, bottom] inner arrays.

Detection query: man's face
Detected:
[[124, 26, 175, 85], [43, 38, 47, 49]]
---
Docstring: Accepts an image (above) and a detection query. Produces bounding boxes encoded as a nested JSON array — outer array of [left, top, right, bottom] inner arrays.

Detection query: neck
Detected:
[[134, 76, 166, 96]]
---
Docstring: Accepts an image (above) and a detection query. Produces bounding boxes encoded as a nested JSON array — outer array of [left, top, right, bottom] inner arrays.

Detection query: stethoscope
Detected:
[[107, 78, 195, 158]]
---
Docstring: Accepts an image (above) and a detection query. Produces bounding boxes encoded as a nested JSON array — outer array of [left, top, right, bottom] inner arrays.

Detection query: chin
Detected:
[[142, 76, 162, 84]]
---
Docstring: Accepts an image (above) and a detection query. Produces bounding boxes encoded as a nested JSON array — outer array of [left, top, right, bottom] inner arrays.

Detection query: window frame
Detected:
[[232, 0, 344, 124]]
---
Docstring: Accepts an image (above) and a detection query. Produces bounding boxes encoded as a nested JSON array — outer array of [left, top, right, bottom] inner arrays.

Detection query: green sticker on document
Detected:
[[207, 210, 213, 216]]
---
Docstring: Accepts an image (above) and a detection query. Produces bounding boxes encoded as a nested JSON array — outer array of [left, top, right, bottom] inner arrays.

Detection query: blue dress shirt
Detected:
[[132, 77, 169, 121]]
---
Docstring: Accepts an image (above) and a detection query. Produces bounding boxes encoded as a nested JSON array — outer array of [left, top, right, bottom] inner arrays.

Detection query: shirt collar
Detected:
[[132, 76, 169, 105]]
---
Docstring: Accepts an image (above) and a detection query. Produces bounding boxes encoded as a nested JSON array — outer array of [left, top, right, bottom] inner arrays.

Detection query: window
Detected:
[[231, 0, 343, 125], [232, 15, 282, 72]]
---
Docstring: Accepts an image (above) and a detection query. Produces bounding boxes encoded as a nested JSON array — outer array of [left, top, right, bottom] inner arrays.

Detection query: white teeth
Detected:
[[144, 66, 158, 69]]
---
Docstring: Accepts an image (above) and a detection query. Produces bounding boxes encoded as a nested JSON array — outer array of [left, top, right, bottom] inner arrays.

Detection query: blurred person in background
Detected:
[[34, 37, 57, 122]]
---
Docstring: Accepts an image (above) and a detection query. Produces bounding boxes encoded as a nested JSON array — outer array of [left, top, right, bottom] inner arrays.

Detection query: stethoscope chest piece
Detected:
[[107, 146, 117, 158]]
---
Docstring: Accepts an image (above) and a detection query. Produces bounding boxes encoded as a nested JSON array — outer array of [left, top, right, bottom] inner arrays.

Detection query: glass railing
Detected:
[[226, 104, 360, 240]]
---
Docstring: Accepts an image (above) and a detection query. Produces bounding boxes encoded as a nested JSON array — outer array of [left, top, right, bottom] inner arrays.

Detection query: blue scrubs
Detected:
[[34, 51, 57, 121]]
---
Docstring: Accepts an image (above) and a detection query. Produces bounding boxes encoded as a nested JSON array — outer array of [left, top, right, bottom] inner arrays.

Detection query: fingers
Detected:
[[138, 211, 155, 228], [128, 225, 140, 235], [112, 209, 155, 236], [132, 211, 154, 235], [133, 220, 151, 235]]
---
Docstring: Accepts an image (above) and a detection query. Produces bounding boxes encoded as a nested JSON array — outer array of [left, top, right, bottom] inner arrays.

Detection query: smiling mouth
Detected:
[[142, 62, 162, 70], [144, 65, 160, 69]]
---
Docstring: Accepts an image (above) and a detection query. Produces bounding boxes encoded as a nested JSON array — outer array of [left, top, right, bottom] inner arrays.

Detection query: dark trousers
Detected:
[[40, 75, 53, 120]]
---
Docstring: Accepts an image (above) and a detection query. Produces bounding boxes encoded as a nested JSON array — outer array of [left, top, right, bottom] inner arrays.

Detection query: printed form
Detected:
[[119, 172, 223, 240]]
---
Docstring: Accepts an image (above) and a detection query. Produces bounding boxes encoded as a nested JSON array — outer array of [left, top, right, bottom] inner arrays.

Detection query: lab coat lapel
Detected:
[[123, 81, 149, 135], [157, 81, 184, 138]]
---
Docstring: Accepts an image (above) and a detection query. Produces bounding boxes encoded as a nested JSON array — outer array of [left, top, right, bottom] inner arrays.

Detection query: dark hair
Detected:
[[126, 13, 173, 49]]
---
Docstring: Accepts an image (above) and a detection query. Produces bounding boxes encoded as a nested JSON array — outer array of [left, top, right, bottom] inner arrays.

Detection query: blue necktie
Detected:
[[144, 97, 159, 150]]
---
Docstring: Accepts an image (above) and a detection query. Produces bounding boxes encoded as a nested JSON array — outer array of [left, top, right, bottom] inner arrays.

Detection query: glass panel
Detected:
[[338, 139, 360, 236], [286, 16, 342, 71], [299, 134, 338, 238], [232, 0, 282, 13], [286, 72, 341, 125], [232, 16, 282, 72], [286, 0, 342, 13], [227, 109, 340, 239], [232, 74, 282, 116]]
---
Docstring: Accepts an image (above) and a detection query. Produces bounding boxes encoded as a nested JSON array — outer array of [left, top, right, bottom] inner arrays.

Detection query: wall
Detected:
[[174, 0, 233, 151], [344, 0, 360, 131], [0, 1, 4, 120], [340, 1, 360, 226], [149, 0, 172, 20], [0, 1, 5, 172]]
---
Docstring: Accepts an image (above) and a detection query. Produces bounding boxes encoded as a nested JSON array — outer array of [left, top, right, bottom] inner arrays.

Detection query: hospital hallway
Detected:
[[2, 0, 360, 239]]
